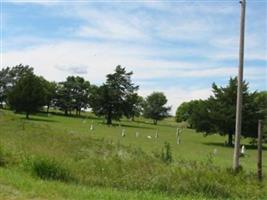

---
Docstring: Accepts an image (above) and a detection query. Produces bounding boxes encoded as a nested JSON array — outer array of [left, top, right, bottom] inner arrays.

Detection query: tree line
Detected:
[[0, 64, 170, 124], [175, 78, 267, 145], [1, 64, 266, 143]]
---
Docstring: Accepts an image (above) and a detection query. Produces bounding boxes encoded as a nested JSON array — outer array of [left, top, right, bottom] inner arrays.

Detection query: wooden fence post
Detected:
[[257, 120, 263, 181]]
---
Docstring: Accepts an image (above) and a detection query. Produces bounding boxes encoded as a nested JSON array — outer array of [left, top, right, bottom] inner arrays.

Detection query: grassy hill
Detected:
[[0, 109, 266, 199]]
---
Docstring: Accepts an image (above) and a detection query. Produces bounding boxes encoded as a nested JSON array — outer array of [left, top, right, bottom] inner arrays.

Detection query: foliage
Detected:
[[91, 65, 138, 124], [175, 100, 199, 127], [39, 78, 57, 113], [180, 77, 265, 145], [28, 157, 72, 182], [124, 94, 144, 120], [143, 92, 171, 125], [7, 73, 46, 119], [0, 64, 33, 107], [161, 142, 172, 164], [255, 91, 267, 141], [55, 76, 91, 115], [0, 146, 8, 167]]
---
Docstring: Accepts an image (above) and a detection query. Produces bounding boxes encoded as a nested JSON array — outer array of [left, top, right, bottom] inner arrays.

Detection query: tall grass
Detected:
[[0, 146, 7, 167], [2, 135, 265, 199], [1, 111, 266, 199], [23, 156, 73, 182]]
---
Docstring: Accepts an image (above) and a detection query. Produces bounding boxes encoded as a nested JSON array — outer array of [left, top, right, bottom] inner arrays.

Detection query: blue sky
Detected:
[[1, 0, 266, 114]]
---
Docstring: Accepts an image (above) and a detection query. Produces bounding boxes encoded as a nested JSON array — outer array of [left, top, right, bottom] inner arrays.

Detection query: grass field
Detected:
[[0, 109, 266, 199]]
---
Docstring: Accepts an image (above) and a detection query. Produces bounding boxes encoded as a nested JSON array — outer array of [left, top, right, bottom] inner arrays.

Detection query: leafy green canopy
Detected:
[[55, 76, 91, 116], [143, 92, 171, 125], [176, 77, 266, 145], [8, 73, 46, 119], [90, 65, 139, 124], [0, 64, 33, 107]]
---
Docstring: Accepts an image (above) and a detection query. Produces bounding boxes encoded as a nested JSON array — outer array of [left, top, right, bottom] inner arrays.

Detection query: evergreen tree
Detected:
[[91, 65, 138, 124], [187, 77, 264, 145]]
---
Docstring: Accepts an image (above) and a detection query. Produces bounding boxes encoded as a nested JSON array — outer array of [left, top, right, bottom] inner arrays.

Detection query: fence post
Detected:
[[257, 120, 263, 181]]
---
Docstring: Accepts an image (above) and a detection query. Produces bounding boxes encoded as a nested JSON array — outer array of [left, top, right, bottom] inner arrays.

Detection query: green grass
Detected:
[[0, 109, 266, 199], [1, 168, 192, 200], [2, 109, 263, 171]]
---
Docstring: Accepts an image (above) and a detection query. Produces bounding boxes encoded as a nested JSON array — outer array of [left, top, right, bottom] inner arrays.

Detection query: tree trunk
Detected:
[[26, 112, 29, 119], [107, 108, 112, 125], [46, 104, 50, 113], [228, 132, 233, 146], [153, 120, 157, 125], [107, 115, 112, 125], [64, 109, 68, 115]]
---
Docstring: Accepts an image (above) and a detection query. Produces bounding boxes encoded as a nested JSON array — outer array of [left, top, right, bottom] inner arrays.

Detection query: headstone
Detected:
[[213, 148, 218, 155], [121, 129, 126, 137], [176, 128, 180, 138], [90, 124, 94, 131], [135, 132, 139, 138], [155, 129, 158, 138], [241, 145, 246, 155], [176, 136, 180, 144], [147, 135, 152, 139], [176, 128, 181, 144]]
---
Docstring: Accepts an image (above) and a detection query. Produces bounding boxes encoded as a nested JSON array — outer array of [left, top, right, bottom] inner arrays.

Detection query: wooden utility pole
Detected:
[[257, 120, 263, 181], [233, 0, 246, 171]]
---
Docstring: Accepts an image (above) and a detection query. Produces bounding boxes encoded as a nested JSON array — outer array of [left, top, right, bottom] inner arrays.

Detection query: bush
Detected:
[[0, 146, 7, 167], [161, 142, 172, 164], [30, 157, 72, 182], [0, 146, 12, 167]]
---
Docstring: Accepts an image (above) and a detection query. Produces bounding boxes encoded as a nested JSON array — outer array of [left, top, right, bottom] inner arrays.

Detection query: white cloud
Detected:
[[139, 86, 212, 115], [5, 0, 60, 5], [3, 40, 265, 114], [2, 1, 266, 114]]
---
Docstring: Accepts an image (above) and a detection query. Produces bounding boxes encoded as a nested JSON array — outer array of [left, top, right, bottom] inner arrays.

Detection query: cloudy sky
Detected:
[[1, 0, 266, 114]]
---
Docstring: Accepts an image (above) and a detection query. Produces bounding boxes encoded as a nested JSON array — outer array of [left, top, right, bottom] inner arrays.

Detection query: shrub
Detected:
[[30, 157, 72, 182], [0, 146, 12, 167], [0, 146, 7, 167], [161, 142, 172, 164]]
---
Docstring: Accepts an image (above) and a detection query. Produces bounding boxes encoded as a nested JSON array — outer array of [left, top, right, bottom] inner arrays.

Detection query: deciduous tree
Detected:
[[143, 92, 170, 125], [8, 73, 45, 119]]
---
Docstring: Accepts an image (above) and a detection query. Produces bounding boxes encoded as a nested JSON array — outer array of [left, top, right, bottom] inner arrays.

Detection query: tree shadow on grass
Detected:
[[98, 122, 154, 130], [132, 119, 177, 128], [20, 117, 57, 123], [203, 142, 267, 151], [47, 111, 100, 120]]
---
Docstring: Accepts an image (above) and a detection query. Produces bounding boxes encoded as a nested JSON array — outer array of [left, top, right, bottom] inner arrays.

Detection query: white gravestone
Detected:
[[241, 145, 246, 156], [176, 128, 182, 144], [135, 132, 139, 138], [121, 129, 126, 137], [213, 148, 218, 155], [155, 129, 159, 138]]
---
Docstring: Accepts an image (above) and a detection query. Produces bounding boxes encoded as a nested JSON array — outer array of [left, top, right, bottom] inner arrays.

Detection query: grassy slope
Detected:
[[2, 110, 263, 171], [1, 168, 190, 200], [0, 110, 266, 199]]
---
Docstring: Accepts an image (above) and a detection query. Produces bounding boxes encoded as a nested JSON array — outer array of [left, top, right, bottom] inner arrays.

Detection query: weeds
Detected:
[[161, 142, 172, 164], [0, 146, 7, 167], [25, 156, 72, 182]]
